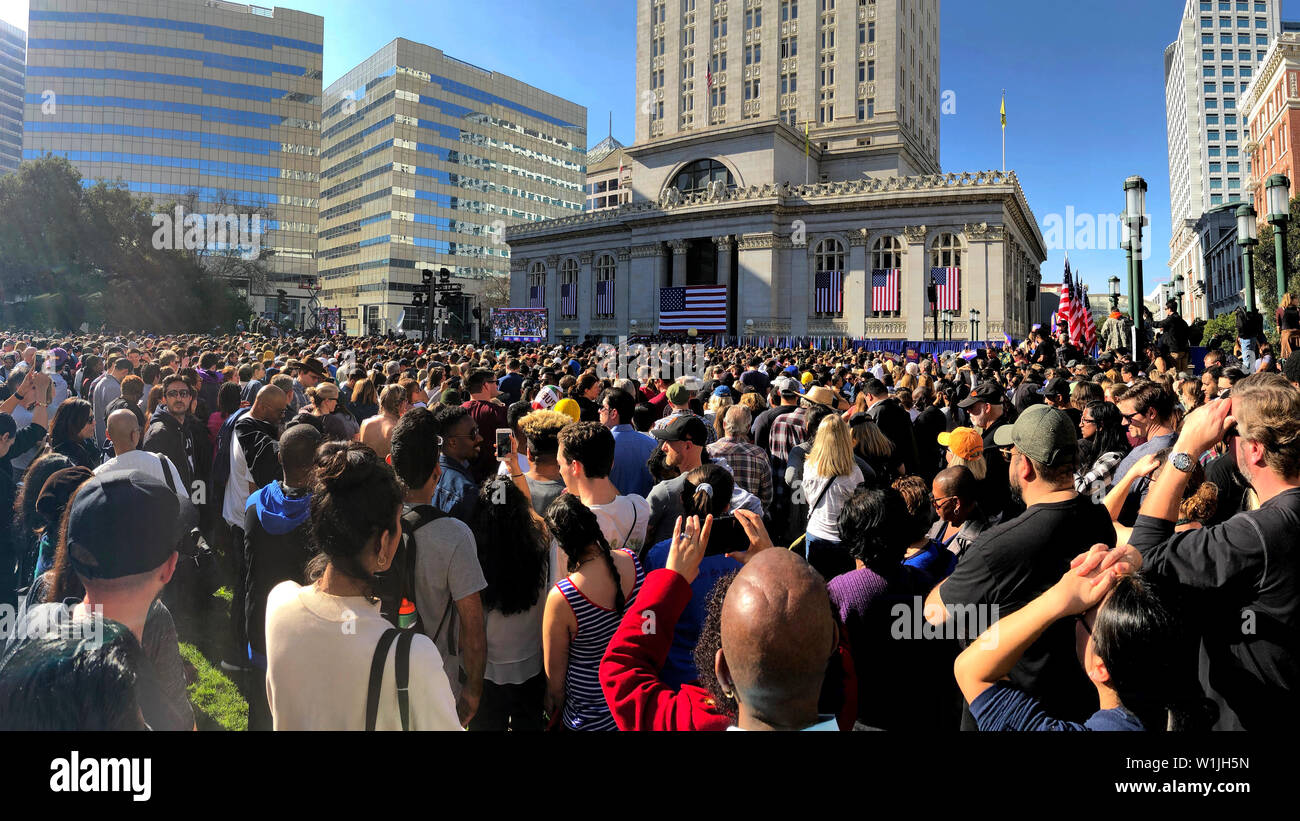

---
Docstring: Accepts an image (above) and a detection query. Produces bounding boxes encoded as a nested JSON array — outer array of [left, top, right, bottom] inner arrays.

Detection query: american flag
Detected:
[[815, 270, 843, 313], [529, 284, 545, 308], [659, 285, 727, 332], [596, 279, 614, 316], [931, 267, 960, 311], [560, 282, 577, 317], [1059, 259, 1081, 346], [1082, 285, 1099, 351], [706, 65, 714, 89], [871, 269, 900, 312]]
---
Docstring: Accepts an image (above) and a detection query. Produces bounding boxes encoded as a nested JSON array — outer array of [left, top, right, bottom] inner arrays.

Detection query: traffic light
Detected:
[[439, 267, 451, 284]]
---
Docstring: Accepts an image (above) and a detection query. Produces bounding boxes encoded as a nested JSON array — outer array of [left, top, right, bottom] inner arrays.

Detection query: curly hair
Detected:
[[693, 570, 739, 720], [470, 477, 548, 615]]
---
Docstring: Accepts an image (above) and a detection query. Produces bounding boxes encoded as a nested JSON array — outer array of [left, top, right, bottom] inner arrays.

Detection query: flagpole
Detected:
[[1000, 90, 1006, 173]]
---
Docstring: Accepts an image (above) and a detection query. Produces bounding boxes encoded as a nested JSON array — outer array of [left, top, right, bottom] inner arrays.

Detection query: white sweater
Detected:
[[265, 581, 462, 731]]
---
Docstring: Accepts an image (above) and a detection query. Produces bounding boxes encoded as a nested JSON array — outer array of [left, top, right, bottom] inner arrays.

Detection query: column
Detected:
[[669, 239, 689, 286], [737, 231, 777, 337], [629, 243, 665, 333], [578, 251, 594, 339], [544, 254, 559, 343], [985, 233, 1007, 342], [508, 255, 529, 308], [616, 246, 632, 337], [714, 234, 733, 286], [790, 239, 809, 337], [903, 225, 928, 340], [847, 228, 869, 337]]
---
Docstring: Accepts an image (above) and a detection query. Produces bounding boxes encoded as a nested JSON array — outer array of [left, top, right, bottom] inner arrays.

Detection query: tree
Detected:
[[0, 155, 252, 332]]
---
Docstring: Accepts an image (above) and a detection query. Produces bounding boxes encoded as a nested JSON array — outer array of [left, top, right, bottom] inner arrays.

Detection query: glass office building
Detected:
[[319, 38, 586, 337], [22, 0, 323, 323], [0, 20, 25, 175]]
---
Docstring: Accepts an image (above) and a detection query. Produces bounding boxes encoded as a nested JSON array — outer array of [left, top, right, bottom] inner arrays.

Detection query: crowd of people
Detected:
[[0, 319, 1296, 732]]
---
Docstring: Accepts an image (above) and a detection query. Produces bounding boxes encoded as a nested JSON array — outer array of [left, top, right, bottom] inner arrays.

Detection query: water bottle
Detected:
[[398, 598, 417, 630]]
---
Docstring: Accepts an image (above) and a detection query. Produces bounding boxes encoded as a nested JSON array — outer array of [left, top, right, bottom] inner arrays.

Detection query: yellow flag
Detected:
[[1000, 93, 1006, 129]]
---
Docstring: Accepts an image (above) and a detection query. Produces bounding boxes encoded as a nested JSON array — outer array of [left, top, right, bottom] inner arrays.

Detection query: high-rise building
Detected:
[[0, 20, 24, 175], [508, 0, 1045, 344], [23, 0, 323, 323], [642, 0, 940, 177], [318, 38, 586, 338], [1165, 0, 1281, 318]]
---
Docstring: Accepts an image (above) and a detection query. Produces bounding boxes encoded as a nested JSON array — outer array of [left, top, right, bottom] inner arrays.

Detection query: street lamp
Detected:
[[1237, 203, 1258, 313], [1124, 176, 1148, 356], [1173, 274, 1185, 316], [968, 308, 980, 343], [1108, 275, 1121, 311], [1266, 173, 1291, 303], [745, 318, 754, 344]]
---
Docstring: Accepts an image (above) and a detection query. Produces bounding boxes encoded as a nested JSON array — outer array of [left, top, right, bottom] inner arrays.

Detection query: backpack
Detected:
[[374, 505, 454, 642], [210, 406, 251, 515]]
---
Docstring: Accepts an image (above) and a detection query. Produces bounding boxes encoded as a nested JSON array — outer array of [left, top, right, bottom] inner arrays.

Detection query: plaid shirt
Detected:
[[651, 407, 718, 445], [768, 407, 807, 465], [708, 436, 773, 511]]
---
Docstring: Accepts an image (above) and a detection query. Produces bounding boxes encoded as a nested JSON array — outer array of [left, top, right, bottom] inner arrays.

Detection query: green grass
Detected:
[[170, 576, 250, 730], [179, 642, 247, 731]]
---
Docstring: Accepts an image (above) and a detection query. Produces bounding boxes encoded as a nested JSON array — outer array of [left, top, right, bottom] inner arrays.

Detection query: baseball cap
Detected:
[[937, 427, 984, 462], [65, 472, 181, 580], [1042, 377, 1071, 398], [651, 414, 709, 447], [666, 382, 693, 405], [712, 385, 731, 398], [993, 404, 1078, 467], [958, 382, 1003, 409], [532, 385, 562, 410], [772, 375, 802, 396]]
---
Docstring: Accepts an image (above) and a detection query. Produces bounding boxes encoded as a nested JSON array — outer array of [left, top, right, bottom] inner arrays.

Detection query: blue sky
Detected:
[[4, 0, 1300, 297]]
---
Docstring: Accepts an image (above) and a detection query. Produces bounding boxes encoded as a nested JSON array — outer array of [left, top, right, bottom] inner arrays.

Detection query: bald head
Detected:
[[252, 384, 288, 423], [933, 465, 976, 502], [717, 549, 835, 730], [106, 409, 140, 456]]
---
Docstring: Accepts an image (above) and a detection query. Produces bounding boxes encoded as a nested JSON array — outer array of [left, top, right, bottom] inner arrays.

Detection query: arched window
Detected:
[[528, 261, 546, 307], [928, 233, 962, 312], [870, 235, 903, 317], [594, 254, 616, 318], [559, 258, 579, 319], [813, 238, 845, 317], [670, 158, 736, 195]]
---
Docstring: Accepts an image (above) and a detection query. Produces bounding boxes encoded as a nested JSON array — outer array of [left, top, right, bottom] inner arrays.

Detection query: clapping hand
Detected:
[[666, 514, 713, 584]]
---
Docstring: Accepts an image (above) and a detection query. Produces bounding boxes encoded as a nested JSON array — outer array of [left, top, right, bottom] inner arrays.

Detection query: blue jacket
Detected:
[[433, 454, 479, 523]]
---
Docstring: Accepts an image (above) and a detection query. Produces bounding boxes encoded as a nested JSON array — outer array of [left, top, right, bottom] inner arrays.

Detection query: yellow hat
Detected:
[[800, 371, 814, 385], [554, 397, 581, 423], [937, 427, 984, 462]]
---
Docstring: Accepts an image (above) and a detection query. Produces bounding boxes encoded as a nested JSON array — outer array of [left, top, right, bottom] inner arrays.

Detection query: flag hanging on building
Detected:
[[560, 282, 577, 317], [871, 268, 900, 312], [596, 278, 615, 316], [529, 284, 545, 308], [659, 284, 727, 332], [815, 270, 843, 313], [706, 64, 714, 89], [930, 267, 960, 311]]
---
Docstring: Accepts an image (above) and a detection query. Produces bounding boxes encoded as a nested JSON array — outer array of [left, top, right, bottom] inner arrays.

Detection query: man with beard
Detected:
[[923, 404, 1116, 728]]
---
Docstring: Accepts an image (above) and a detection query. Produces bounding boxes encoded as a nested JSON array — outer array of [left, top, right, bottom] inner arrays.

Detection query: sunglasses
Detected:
[[165, 389, 192, 398]]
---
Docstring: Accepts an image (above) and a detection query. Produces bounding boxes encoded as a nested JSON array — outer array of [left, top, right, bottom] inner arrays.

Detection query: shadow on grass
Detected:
[[170, 584, 250, 731]]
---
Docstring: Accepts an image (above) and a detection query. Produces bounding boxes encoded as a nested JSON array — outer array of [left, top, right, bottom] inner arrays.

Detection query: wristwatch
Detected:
[[1170, 452, 1196, 473]]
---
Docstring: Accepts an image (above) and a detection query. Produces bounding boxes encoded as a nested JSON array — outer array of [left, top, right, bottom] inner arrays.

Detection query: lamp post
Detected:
[[1173, 274, 1185, 317], [1237, 203, 1258, 313], [968, 308, 980, 344], [745, 318, 754, 345], [1266, 173, 1291, 303], [1124, 177, 1148, 356], [1108, 275, 1121, 311]]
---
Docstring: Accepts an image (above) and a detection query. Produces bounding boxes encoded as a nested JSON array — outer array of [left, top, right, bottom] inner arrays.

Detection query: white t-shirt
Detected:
[[95, 449, 189, 502], [223, 433, 255, 528], [547, 493, 650, 587], [264, 581, 461, 731]]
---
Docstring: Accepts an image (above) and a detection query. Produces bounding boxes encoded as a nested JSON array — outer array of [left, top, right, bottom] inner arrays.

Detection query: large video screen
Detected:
[[492, 308, 548, 343]]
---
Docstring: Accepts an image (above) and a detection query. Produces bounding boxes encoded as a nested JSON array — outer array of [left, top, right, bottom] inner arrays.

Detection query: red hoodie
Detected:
[[599, 569, 732, 731]]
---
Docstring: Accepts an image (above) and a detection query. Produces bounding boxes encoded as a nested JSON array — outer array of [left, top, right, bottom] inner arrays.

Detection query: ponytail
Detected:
[[545, 493, 628, 613]]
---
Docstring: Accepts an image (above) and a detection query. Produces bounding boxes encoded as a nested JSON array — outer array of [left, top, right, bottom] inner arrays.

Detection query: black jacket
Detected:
[[243, 484, 313, 657], [143, 408, 196, 491], [867, 398, 918, 477], [52, 438, 101, 471], [234, 414, 281, 491]]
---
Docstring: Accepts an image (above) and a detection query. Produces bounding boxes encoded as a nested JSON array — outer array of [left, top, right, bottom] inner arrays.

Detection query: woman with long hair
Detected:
[[644, 463, 739, 686], [77, 355, 102, 400], [1075, 401, 1132, 502], [47, 399, 99, 470], [208, 382, 242, 460], [13, 453, 74, 587], [542, 493, 644, 731], [467, 476, 550, 731], [801, 413, 864, 580], [349, 377, 378, 423], [145, 384, 164, 419], [264, 442, 460, 730], [849, 412, 893, 480], [956, 564, 1205, 731], [705, 389, 733, 441]]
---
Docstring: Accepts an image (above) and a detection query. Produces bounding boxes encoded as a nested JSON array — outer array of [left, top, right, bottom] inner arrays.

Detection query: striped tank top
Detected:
[[556, 548, 645, 731]]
